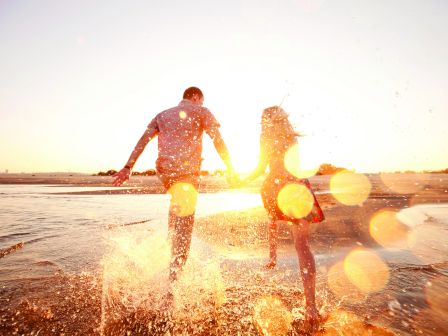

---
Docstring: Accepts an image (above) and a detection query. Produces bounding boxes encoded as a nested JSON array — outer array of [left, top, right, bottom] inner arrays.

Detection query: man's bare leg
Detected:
[[291, 220, 319, 332], [265, 220, 279, 269], [169, 213, 194, 282]]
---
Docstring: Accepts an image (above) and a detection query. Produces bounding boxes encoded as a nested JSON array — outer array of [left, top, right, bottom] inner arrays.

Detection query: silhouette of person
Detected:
[[243, 105, 324, 331], [113, 87, 237, 282]]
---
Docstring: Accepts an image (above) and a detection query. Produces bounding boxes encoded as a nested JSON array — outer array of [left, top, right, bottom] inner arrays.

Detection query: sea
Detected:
[[0, 183, 447, 335]]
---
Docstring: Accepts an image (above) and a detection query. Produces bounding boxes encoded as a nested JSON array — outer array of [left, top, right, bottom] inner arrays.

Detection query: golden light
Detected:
[[369, 209, 409, 249], [172, 251, 226, 318], [326, 261, 367, 303], [330, 170, 372, 206], [168, 182, 198, 217], [101, 232, 171, 310], [277, 183, 314, 219], [253, 296, 292, 336], [179, 110, 187, 119], [284, 143, 319, 178], [321, 310, 365, 335], [343, 249, 389, 294], [379, 173, 424, 194], [321, 309, 395, 336]]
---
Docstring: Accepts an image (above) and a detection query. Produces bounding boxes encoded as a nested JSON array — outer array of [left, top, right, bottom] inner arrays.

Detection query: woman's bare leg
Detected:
[[265, 220, 279, 268], [291, 220, 319, 331]]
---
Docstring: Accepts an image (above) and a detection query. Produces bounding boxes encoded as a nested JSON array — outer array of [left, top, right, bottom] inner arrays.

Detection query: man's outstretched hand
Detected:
[[112, 167, 131, 186]]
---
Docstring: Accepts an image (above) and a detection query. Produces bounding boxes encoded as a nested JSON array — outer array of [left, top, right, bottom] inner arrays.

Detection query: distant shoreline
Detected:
[[0, 173, 245, 194], [2, 173, 448, 198]]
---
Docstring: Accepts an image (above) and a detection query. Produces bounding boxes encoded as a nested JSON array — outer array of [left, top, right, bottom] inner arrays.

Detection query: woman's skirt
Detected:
[[261, 172, 325, 223]]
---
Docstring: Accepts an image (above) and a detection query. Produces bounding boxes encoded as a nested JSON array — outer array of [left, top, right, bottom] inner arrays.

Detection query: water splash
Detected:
[[99, 228, 225, 335]]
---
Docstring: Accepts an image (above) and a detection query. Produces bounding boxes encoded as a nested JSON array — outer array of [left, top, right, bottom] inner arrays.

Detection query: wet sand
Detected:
[[1, 173, 447, 335], [0, 173, 229, 194]]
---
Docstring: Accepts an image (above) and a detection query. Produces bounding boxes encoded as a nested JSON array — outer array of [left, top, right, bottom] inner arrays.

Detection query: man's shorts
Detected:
[[158, 174, 200, 217]]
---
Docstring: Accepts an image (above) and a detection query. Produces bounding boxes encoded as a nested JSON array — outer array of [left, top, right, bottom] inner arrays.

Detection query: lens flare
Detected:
[[343, 249, 389, 294], [277, 183, 314, 219], [369, 209, 409, 249], [253, 296, 292, 336], [330, 170, 371, 206], [179, 111, 187, 119], [168, 182, 198, 217], [284, 143, 319, 178], [326, 261, 367, 303], [379, 173, 424, 194]]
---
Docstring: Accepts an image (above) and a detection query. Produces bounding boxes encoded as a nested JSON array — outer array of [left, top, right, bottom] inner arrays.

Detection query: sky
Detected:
[[0, 0, 447, 174]]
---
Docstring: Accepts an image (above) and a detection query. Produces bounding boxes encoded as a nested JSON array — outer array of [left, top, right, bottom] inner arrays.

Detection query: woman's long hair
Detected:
[[260, 106, 298, 156]]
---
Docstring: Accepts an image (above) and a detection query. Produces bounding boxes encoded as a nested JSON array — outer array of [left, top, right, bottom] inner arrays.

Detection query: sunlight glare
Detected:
[[343, 249, 389, 294], [369, 209, 409, 249], [168, 182, 198, 217], [101, 231, 171, 310], [330, 170, 372, 206], [326, 261, 367, 303], [277, 183, 314, 219], [284, 143, 319, 178], [179, 111, 187, 119]]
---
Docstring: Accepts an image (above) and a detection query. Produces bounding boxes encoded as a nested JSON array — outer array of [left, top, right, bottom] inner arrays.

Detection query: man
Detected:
[[112, 87, 236, 282]]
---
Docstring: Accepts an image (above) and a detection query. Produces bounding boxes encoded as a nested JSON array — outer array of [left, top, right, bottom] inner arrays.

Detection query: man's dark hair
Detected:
[[183, 87, 203, 99]]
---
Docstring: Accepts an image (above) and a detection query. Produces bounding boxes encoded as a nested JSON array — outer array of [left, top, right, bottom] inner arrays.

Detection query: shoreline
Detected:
[[2, 172, 447, 195], [0, 174, 240, 193]]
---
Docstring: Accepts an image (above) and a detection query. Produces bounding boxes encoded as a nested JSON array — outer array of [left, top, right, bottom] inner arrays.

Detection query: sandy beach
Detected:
[[0, 173, 447, 335], [0, 173, 231, 194]]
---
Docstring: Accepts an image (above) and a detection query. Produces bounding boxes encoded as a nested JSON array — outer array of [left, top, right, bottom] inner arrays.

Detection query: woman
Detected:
[[243, 106, 324, 329]]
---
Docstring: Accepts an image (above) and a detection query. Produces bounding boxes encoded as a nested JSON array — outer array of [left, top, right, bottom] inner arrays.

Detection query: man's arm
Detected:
[[112, 125, 158, 186], [207, 127, 238, 183]]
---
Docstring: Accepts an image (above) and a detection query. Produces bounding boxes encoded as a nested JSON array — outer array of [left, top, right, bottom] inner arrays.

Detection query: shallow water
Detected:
[[0, 185, 262, 280], [1, 183, 447, 335]]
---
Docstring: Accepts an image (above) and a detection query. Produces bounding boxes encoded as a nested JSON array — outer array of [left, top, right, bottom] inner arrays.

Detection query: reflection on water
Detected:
[[1, 184, 447, 335], [0, 185, 262, 280]]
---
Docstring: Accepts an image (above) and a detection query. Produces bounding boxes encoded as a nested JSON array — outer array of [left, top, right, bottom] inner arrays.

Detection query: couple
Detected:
[[112, 86, 324, 330]]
